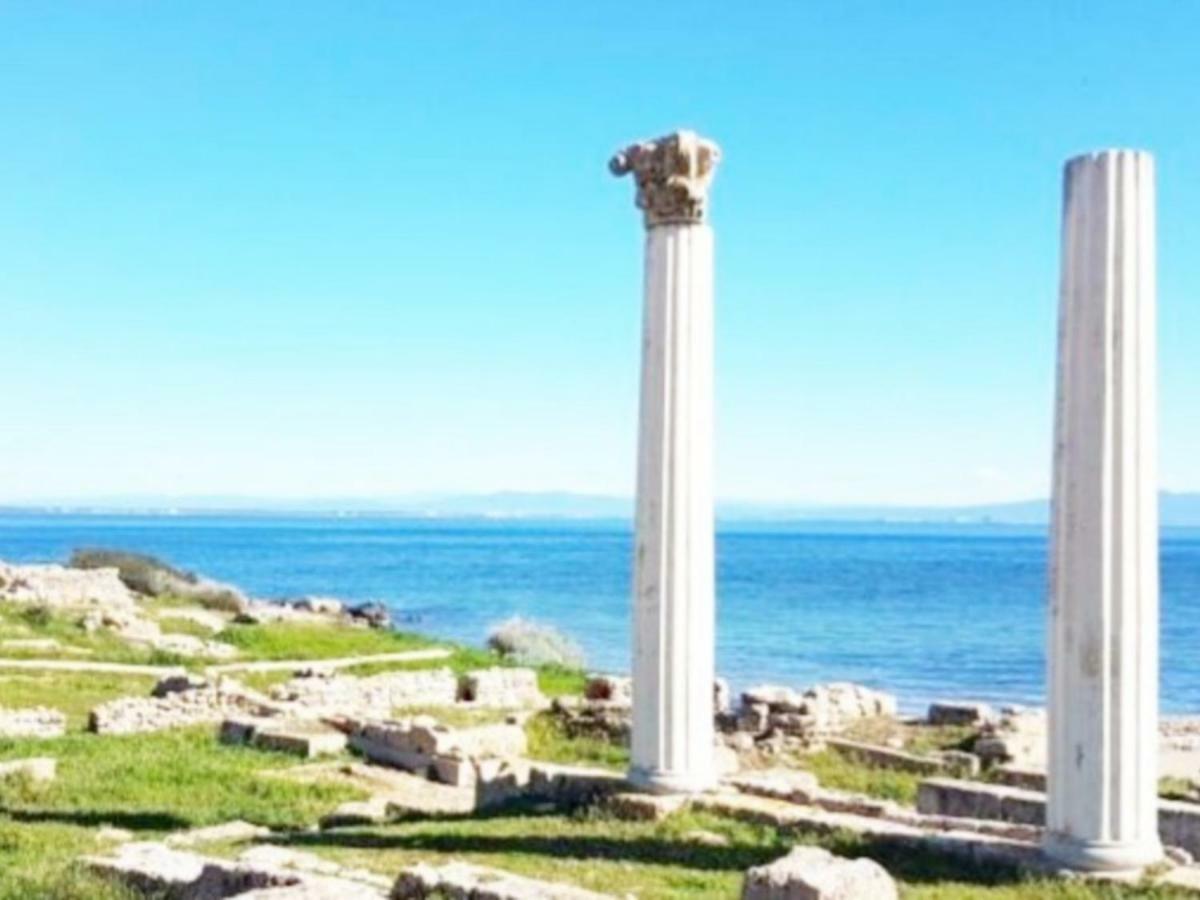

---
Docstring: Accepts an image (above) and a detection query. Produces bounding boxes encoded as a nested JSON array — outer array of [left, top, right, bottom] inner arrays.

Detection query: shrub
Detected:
[[69, 548, 248, 613], [70, 548, 195, 596], [486, 617, 586, 669]]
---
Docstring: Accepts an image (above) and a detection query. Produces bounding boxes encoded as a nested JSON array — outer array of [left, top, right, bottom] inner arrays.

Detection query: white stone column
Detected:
[[1045, 150, 1162, 872], [611, 131, 719, 794]]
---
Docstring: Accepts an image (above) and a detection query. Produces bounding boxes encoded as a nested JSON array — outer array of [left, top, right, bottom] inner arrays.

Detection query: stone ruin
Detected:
[[0, 706, 67, 739]]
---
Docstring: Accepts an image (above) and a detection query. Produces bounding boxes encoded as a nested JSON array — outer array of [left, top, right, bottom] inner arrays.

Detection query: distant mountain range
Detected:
[[5, 491, 1200, 526]]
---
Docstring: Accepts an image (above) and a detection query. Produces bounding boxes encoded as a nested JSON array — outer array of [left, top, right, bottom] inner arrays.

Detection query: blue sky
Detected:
[[2, 2, 1198, 506]]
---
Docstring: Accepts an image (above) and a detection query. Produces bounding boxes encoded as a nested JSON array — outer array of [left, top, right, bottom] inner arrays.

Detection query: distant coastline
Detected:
[[4, 490, 1200, 526]]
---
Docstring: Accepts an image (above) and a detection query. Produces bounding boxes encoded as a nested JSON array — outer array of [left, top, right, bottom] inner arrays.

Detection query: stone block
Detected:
[[916, 778, 1046, 826], [253, 724, 347, 758], [459, 667, 545, 708], [392, 860, 614, 899], [928, 701, 996, 727], [220, 716, 275, 746], [0, 706, 67, 739], [939, 750, 982, 779], [741, 845, 898, 900], [1159, 800, 1200, 860], [527, 762, 628, 805], [604, 792, 690, 821], [826, 738, 944, 776]]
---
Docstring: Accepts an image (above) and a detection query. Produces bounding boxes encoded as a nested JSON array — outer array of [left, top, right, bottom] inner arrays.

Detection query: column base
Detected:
[[1043, 832, 1163, 873], [627, 765, 715, 795]]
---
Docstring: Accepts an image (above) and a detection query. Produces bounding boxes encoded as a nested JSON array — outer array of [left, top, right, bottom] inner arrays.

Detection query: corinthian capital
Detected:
[[610, 130, 720, 228]]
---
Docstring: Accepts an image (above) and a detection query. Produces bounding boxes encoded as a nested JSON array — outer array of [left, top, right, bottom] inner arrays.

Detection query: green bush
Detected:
[[69, 548, 247, 612]]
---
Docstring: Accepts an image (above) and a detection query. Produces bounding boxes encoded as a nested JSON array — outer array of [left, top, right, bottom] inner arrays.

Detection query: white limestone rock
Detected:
[[0, 706, 66, 739], [393, 860, 615, 899], [741, 845, 898, 900], [0, 562, 139, 611], [459, 667, 546, 708]]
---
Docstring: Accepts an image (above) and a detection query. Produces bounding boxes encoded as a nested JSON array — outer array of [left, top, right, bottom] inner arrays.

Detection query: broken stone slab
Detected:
[[269, 668, 458, 718], [742, 845, 899, 900], [85, 840, 391, 899], [527, 761, 628, 806], [91, 679, 276, 735], [349, 718, 527, 776], [0, 706, 67, 739], [726, 769, 821, 804], [939, 750, 982, 779], [459, 667, 546, 708], [0, 757, 56, 782], [826, 737, 945, 776], [392, 860, 616, 899], [252, 722, 348, 759], [83, 841, 211, 896], [603, 791, 690, 822], [928, 701, 996, 727], [992, 764, 1047, 792], [974, 706, 1046, 769], [165, 820, 271, 848], [917, 778, 1046, 826], [699, 791, 1046, 874], [220, 715, 278, 746]]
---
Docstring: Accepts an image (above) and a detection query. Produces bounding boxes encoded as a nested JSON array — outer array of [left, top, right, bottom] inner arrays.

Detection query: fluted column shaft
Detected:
[[1045, 149, 1161, 872], [611, 131, 719, 793]]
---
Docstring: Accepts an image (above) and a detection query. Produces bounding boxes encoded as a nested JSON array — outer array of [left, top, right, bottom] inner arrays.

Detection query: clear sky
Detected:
[[2, 2, 1198, 506]]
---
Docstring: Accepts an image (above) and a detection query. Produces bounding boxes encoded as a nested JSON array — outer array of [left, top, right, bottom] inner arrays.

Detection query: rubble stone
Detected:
[[928, 701, 996, 727], [459, 667, 545, 708], [0, 706, 66, 739], [742, 845, 899, 900]]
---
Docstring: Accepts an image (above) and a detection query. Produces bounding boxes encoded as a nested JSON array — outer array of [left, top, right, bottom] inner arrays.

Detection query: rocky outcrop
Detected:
[[0, 562, 138, 611], [741, 846, 898, 900], [0, 706, 66, 738]]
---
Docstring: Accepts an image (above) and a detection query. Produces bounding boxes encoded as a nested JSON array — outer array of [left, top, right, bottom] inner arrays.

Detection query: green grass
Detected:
[[153, 616, 218, 640], [216, 622, 434, 661], [0, 607, 188, 667], [524, 712, 629, 771], [279, 807, 1187, 900], [798, 749, 924, 806], [0, 672, 158, 731], [0, 727, 362, 899], [233, 640, 588, 702]]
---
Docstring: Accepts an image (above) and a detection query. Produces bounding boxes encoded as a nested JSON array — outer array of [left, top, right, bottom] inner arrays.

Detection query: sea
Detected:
[[2, 514, 1198, 715]]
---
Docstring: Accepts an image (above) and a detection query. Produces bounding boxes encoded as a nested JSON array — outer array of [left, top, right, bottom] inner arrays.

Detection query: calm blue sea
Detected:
[[2, 515, 1198, 714]]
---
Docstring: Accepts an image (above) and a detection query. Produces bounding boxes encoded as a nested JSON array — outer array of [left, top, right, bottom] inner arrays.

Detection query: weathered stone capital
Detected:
[[610, 130, 720, 228]]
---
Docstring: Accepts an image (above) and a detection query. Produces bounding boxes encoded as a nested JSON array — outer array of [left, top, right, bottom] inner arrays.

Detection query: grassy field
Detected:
[[0, 613, 1194, 899]]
